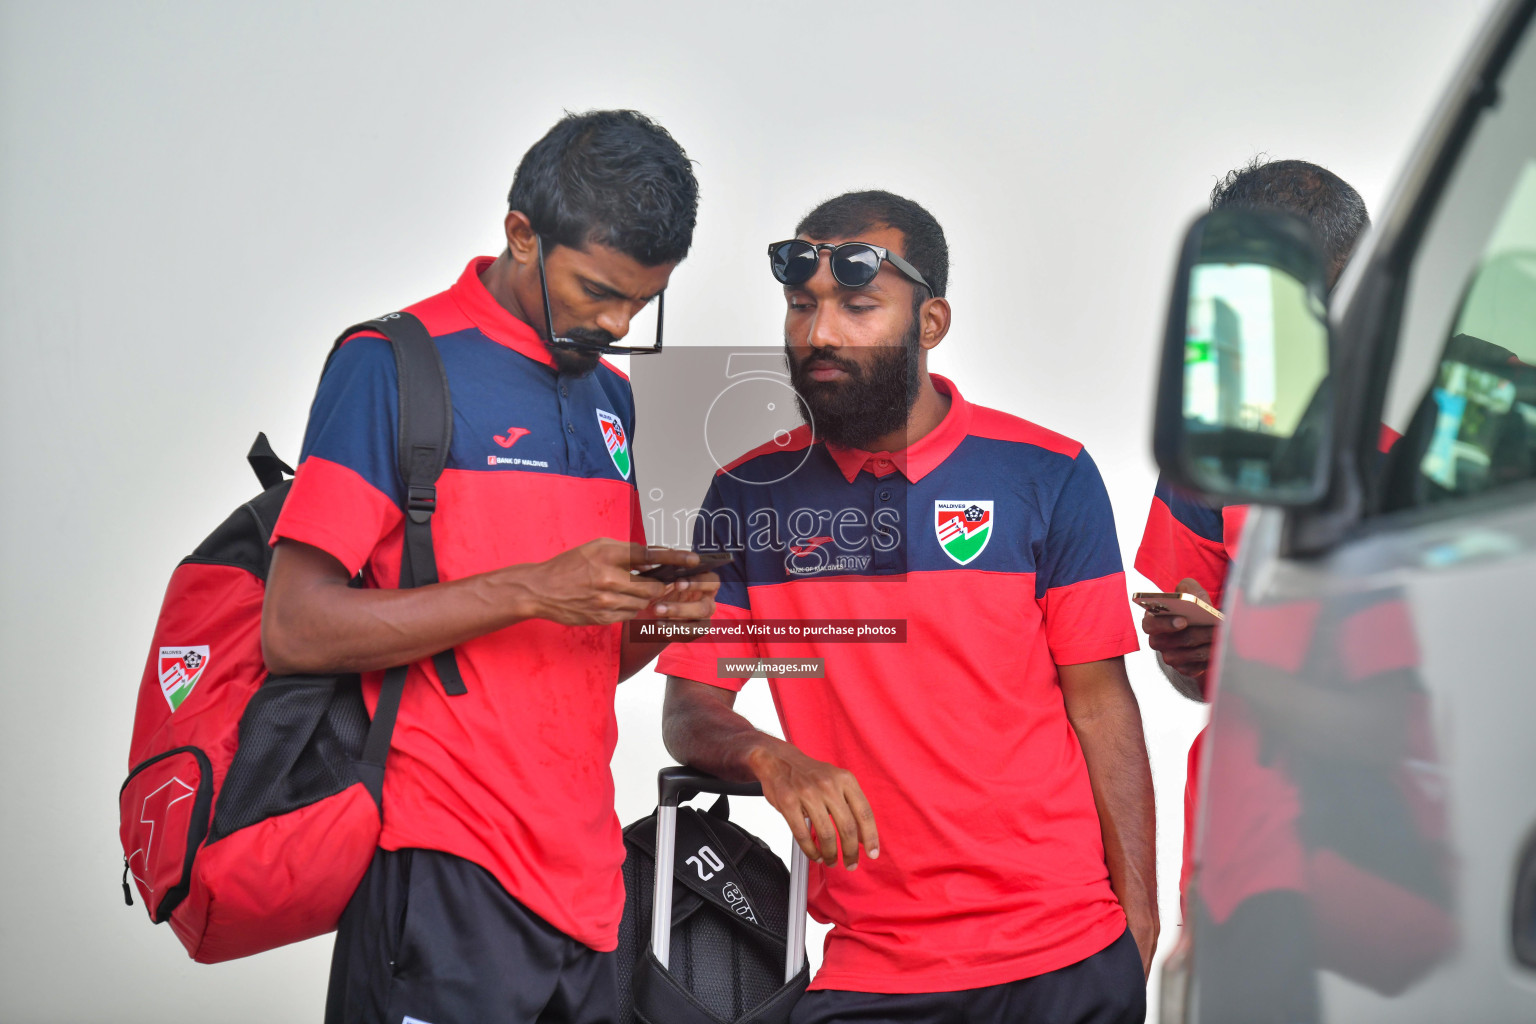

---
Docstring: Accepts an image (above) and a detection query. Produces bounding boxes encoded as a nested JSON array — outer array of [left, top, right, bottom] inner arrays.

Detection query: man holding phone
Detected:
[[1138, 159, 1372, 700], [660, 191, 1153, 1023], [1135, 161, 1375, 996], [261, 110, 718, 1023]]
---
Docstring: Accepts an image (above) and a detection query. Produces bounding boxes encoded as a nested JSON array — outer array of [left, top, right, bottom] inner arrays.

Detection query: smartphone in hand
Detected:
[[1133, 591, 1224, 627], [636, 551, 732, 585]]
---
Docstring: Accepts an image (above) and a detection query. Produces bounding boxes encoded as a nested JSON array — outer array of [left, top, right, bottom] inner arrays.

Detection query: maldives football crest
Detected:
[[158, 645, 209, 712], [596, 409, 631, 479], [935, 500, 993, 565]]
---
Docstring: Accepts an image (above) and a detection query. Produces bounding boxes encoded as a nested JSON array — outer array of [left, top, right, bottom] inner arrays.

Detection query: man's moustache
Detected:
[[795, 356, 862, 378]]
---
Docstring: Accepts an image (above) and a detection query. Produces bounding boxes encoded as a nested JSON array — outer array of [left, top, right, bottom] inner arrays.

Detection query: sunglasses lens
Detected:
[[771, 241, 818, 285], [830, 244, 881, 288]]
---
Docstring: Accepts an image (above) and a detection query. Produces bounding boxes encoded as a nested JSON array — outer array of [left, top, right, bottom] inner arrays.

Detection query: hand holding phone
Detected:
[[1136, 584, 1220, 695]]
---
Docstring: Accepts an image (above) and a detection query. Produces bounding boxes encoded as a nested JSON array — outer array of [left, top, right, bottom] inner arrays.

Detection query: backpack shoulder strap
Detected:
[[331, 312, 469, 808]]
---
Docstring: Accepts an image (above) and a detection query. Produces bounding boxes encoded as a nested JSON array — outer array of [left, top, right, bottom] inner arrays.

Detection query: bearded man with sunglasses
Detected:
[[659, 190, 1154, 1023], [262, 110, 718, 1024]]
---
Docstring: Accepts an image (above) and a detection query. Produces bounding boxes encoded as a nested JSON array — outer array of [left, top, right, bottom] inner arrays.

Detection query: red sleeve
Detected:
[[1032, 450, 1139, 664], [1134, 487, 1233, 606], [272, 457, 402, 576], [655, 602, 762, 692], [1040, 572, 1140, 665]]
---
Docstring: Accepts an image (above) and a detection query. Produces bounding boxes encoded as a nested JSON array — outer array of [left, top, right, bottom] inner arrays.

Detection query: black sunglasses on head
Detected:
[[767, 239, 933, 294], [537, 235, 665, 355]]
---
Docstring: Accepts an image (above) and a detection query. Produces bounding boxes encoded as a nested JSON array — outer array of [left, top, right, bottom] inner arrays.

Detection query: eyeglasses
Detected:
[[537, 235, 665, 355], [767, 239, 933, 294]]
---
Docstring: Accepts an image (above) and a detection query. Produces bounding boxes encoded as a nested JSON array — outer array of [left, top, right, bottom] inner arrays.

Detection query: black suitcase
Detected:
[[617, 767, 810, 1024]]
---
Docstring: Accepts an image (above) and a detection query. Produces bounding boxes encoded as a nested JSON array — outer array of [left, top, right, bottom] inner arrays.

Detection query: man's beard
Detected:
[[787, 313, 921, 450], [547, 327, 609, 377]]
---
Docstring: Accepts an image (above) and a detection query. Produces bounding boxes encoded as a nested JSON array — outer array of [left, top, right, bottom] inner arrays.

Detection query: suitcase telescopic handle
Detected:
[[658, 764, 767, 806], [651, 766, 810, 984]]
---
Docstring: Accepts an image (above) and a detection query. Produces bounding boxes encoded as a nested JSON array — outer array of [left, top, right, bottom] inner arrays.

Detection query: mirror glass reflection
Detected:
[[1182, 260, 1329, 496]]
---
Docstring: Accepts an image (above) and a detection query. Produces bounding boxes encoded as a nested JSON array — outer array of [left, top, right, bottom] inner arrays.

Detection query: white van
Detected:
[[1153, 1, 1536, 1020]]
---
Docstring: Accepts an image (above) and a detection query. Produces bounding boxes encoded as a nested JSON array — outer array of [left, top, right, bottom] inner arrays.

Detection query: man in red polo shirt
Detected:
[[1140, 159, 1374, 706], [261, 110, 718, 1023], [660, 191, 1154, 1023], [1136, 158, 1374, 1021]]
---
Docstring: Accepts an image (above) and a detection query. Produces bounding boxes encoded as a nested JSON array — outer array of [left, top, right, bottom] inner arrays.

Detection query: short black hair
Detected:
[[1211, 158, 1369, 280], [508, 109, 699, 266], [795, 190, 949, 300]]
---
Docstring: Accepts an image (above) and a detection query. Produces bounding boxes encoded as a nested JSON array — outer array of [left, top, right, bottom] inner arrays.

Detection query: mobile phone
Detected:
[[1132, 592, 1225, 627], [637, 551, 732, 584]]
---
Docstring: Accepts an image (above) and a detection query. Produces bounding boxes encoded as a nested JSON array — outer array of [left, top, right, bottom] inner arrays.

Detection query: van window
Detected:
[[1380, 24, 1536, 509]]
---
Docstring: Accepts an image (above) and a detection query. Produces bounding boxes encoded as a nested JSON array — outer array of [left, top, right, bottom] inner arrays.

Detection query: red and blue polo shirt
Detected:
[[1138, 481, 1443, 928], [1136, 423, 1405, 913], [658, 375, 1139, 993], [271, 256, 644, 951], [1135, 477, 1258, 911]]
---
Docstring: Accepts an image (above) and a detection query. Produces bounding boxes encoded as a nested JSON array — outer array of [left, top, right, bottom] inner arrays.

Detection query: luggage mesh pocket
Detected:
[[208, 674, 370, 842], [617, 809, 792, 1023], [694, 828, 786, 1020]]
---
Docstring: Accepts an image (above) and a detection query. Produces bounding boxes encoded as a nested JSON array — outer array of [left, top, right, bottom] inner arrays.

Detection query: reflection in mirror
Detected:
[[1194, 586, 1454, 1019], [1418, 334, 1536, 494], [1181, 247, 1330, 498], [1416, 167, 1536, 501], [1383, 161, 1536, 510]]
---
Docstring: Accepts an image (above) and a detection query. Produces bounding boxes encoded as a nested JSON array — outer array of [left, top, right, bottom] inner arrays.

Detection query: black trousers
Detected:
[[325, 848, 619, 1024], [789, 929, 1145, 1024]]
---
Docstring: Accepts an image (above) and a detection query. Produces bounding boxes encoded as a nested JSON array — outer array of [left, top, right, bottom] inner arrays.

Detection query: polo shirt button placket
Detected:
[[873, 474, 905, 574], [558, 375, 579, 470]]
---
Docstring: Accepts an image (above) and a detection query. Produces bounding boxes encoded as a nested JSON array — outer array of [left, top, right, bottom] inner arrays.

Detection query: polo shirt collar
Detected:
[[824, 374, 972, 484], [450, 256, 556, 368]]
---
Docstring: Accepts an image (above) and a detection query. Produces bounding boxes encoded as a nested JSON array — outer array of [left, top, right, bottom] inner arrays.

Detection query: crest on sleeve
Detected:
[[934, 500, 993, 565], [596, 409, 631, 479]]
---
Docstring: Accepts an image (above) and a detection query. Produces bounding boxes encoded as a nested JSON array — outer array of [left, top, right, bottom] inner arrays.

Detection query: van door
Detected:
[[1179, 7, 1536, 1023]]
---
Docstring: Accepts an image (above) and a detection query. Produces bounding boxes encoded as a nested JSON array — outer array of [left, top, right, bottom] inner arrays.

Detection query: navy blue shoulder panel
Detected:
[[300, 335, 403, 505], [1152, 474, 1225, 544]]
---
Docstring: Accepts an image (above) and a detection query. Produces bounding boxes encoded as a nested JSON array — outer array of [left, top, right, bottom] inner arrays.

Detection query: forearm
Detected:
[[1062, 665, 1158, 939], [662, 676, 783, 782], [1083, 717, 1158, 927], [263, 550, 540, 675], [664, 675, 881, 867]]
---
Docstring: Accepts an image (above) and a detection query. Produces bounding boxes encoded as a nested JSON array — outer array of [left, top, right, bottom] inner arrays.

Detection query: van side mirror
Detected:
[[1153, 209, 1334, 506]]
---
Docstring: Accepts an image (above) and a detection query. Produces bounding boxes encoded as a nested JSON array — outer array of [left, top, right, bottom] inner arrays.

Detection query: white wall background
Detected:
[[0, 1, 1498, 1020]]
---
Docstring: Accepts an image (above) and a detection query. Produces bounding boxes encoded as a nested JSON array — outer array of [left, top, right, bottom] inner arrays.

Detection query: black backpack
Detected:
[[617, 768, 810, 1024]]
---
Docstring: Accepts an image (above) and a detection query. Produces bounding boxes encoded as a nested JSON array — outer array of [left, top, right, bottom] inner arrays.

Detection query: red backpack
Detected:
[[118, 312, 467, 962]]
